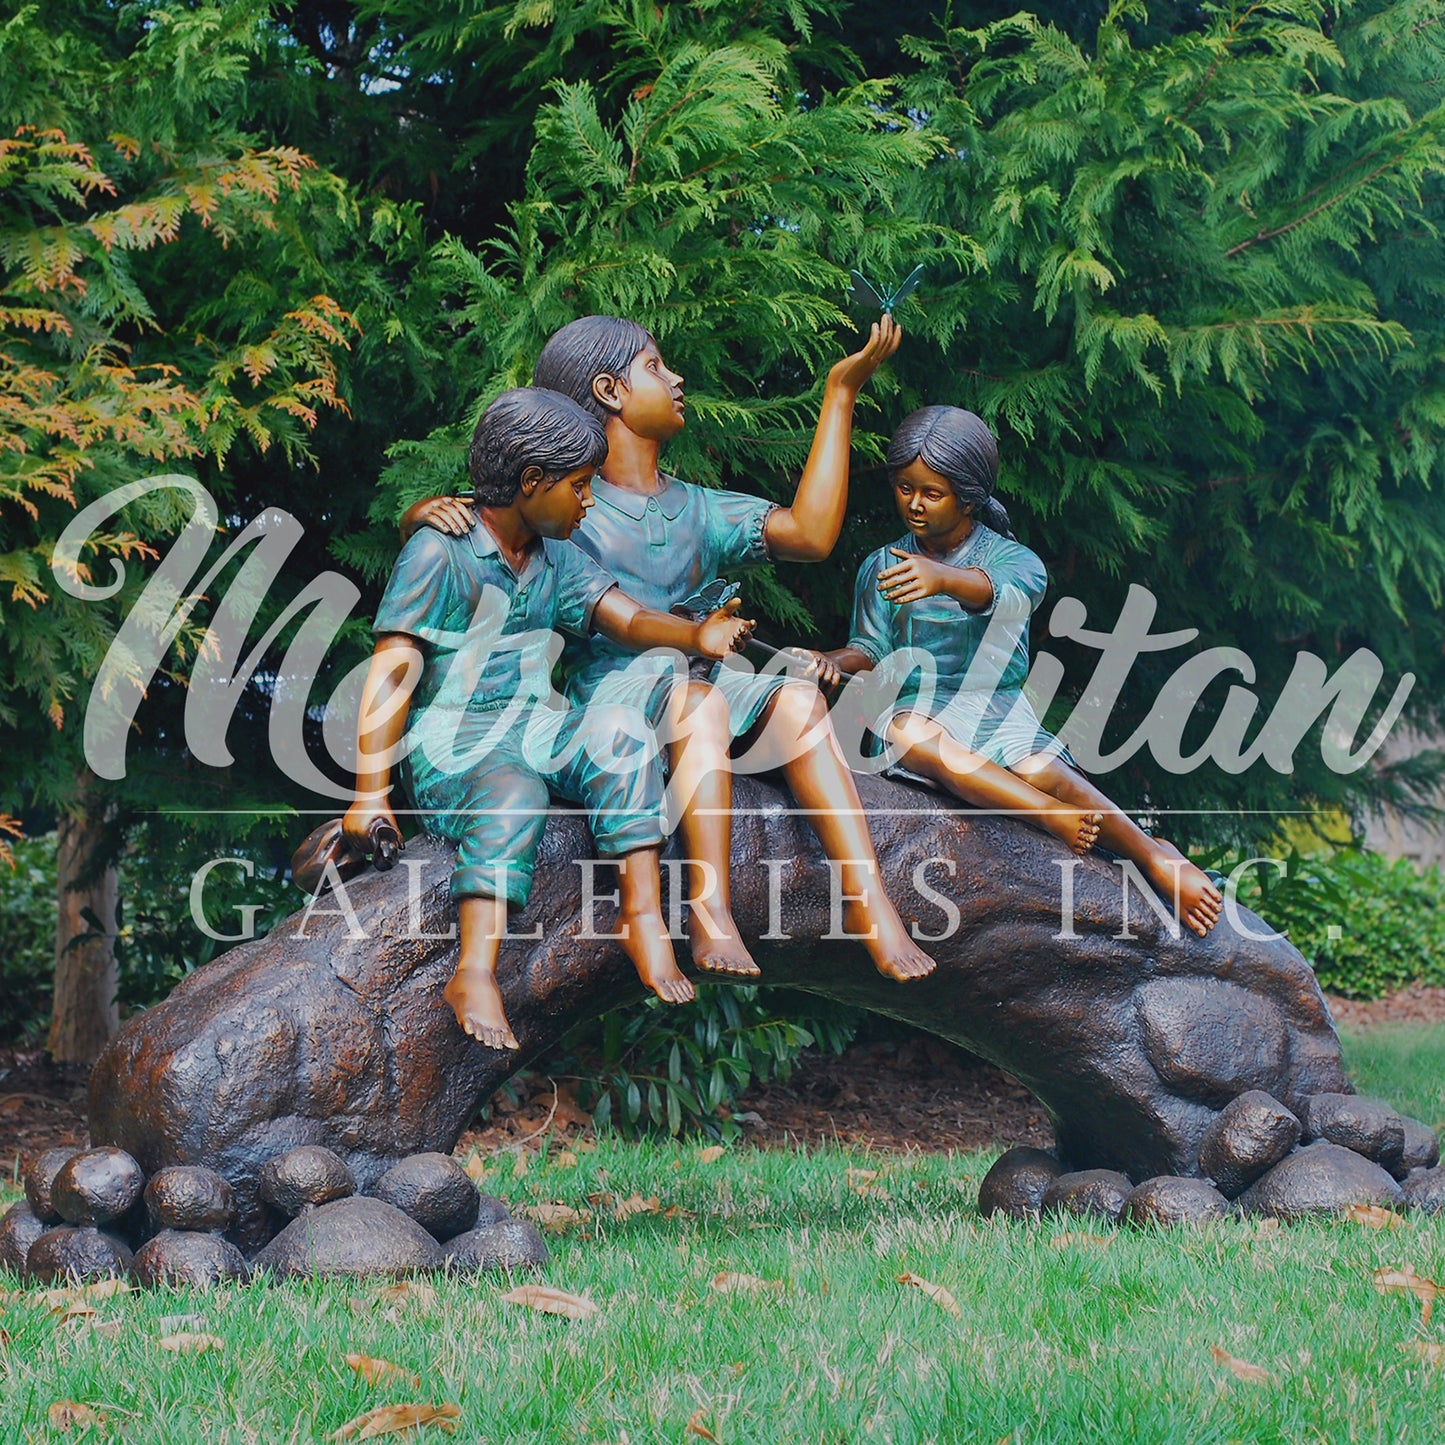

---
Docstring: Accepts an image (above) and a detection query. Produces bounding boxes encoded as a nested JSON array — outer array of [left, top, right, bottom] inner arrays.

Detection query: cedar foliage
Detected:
[[0, 0, 1441, 973]]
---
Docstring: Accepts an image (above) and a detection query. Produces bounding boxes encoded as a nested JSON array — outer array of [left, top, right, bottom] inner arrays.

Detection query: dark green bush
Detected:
[[557, 986, 860, 1141], [1212, 846, 1445, 1000], [0, 834, 59, 1042]]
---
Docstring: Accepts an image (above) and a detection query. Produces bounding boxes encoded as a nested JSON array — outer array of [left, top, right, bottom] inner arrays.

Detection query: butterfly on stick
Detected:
[[848, 264, 924, 317]]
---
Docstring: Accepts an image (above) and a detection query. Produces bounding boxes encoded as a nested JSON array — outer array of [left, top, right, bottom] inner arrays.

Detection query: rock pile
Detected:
[[981, 1087, 1442, 1224], [0, 1143, 545, 1287]]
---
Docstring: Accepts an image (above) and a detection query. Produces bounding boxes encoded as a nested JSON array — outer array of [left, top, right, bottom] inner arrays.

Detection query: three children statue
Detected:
[[344, 314, 1223, 1051]]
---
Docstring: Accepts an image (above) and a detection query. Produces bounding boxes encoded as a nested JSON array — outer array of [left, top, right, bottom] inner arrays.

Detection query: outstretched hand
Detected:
[[696, 596, 755, 660], [878, 547, 954, 605], [827, 314, 902, 394]]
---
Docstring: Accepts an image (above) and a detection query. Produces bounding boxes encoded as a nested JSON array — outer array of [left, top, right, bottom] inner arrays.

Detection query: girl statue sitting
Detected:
[[819, 405, 1225, 939]]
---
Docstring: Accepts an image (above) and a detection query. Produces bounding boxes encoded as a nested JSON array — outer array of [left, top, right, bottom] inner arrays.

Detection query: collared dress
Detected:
[[561, 473, 793, 736], [373, 521, 666, 905], [848, 523, 1071, 772]]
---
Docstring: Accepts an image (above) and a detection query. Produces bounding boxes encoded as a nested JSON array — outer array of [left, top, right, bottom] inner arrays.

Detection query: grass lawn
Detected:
[[2, 1023, 1444, 1444]]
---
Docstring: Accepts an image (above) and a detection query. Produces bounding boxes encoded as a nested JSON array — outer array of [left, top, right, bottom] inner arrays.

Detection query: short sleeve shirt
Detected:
[[374, 522, 617, 714], [561, 474, 775, 703], [849, 525, 1046, 702]]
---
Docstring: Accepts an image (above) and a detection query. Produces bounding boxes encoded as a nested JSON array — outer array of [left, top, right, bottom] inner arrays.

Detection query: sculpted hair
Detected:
[[467, 387, 609, 506], [885, 405, 1014, 539], [533, 315, 653, 422]]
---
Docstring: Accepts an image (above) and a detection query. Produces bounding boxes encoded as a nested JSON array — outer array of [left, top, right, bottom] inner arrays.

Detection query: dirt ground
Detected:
[[5, 986, 1443, 1170]]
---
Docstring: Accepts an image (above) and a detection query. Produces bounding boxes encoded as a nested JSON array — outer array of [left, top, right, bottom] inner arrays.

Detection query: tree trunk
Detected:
[[48, 781, 119, 1065]]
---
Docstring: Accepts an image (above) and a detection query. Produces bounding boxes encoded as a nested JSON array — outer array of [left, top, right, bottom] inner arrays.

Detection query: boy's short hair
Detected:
[[467, 387, 609, 505], [533, 315, 653, 422]]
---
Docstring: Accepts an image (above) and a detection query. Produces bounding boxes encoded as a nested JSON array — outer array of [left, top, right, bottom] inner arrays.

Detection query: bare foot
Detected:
[[621, 910, 698, 1004], [444, 966, 520, 1049], [687, 907, 761, 978], [1146, 842, 1224, 938], [1039, 807, 1104, 856], [844, 899, 937, 982]]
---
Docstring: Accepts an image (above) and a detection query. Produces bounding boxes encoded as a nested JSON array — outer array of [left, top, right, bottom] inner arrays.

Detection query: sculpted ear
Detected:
[[591, 371, 626, 415], [519, 464, 545, 496]]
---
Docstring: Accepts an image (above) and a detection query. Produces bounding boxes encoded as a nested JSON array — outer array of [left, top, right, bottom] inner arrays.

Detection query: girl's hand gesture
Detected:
[[827, 315, 902, 395], [878, 547, 953, 605], [697, 598, 755, 660]]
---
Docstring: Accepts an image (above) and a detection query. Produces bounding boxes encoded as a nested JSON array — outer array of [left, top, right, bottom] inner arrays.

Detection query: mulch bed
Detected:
[[4, 986, 1441, 1167]]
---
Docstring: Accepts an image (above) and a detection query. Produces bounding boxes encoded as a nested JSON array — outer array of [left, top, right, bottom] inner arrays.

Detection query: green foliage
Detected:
[[0, 827, 295, 1026], [0, 834, 59, 1041], [562, 986, 859, 1139], [1217, 845, 1445, 999]]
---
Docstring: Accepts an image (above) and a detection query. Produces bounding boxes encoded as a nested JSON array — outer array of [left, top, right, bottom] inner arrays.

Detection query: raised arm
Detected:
[[342, 634, 421, 845], [591, 590, 753, 659], [763, 316, 902, 563]]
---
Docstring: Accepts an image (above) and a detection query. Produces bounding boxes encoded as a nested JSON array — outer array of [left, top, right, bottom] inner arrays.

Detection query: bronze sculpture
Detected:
[[344, 387, 753, 1049], [821, 405, 1225, 938], [405, 315, 937, 984]]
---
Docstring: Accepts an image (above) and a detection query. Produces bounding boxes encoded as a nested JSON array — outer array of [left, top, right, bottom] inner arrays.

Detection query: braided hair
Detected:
[[885, 406, 1014, 540]]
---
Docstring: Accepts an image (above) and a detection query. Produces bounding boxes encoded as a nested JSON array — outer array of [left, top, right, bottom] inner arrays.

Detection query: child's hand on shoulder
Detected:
[[697, 597, 754, 660], [878, 547, 953, 605], [414, 496, 476, 537]]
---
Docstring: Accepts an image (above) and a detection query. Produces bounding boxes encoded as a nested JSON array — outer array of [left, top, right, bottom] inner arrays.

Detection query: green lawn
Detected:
[[2, 1023, 1443, 1444]]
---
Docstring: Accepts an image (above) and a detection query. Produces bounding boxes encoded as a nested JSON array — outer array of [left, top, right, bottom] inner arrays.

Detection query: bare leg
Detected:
[[746, 683, 936, 981], [887, 713, 1103, 855], [615, 848, 696, 1004], [662, 680, 758, 977], [1014, 754, 1224, 938], [446, 897, 519, 1050]]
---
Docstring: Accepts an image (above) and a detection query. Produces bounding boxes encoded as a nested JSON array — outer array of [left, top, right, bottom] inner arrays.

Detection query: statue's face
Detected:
[[891, 456, 972, 545], [608, 340, 686, 441], [521, 463, 596, 539]]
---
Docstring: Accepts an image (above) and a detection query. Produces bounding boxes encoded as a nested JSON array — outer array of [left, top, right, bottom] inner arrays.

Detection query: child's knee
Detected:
[[770, 679, 827, 733]]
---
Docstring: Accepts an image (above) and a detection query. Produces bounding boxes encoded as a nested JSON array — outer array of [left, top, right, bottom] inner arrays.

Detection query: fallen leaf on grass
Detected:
[[686, 1411, 722, 1443], [512, 1151, 530, 1179], [520, 1203, 592, 1231], [553, 1151, 579, 1170], [1399, 1341, 1445, 1364], [663, 1204, 696, 1222], [375, 1280, 438, 1311], [709, 1272, 782, 1294], [1374, 1265, 1442, 1325], [329, 1402, 461, 1440], [697, 1146, 725, 1165], [1345, 1204, 1405, 1230], [846, 1168, 883, 1197], [158, 1331, 224, 1354], [1208, 1345, 1274, 1384], [47, 1402, 106, 1431], [612, 1194, 660, 1222], [40, 1280, 133, 1313], [1050, 1232, 1113, 1249], [345, 1353, 422, 1389], [897, 1273, 961, 1318], [462, 1155, 492, 1185], [500, 1285, 598, 1319]]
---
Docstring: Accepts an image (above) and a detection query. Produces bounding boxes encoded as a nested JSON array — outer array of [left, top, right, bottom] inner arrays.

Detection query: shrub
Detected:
[[1214, 846, 1445, 1000], [558, 986, 860, 1141]]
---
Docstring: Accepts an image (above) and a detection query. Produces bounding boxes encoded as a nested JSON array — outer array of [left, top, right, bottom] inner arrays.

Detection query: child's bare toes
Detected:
[[654, 974, 697, 1004]]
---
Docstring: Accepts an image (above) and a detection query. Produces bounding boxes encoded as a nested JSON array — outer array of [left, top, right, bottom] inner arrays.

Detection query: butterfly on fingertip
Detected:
[[848, 265, 924, 316]]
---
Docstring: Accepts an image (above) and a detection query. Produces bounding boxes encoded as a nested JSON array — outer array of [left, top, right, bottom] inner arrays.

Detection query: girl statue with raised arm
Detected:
[[404, 316, 937, 984]]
